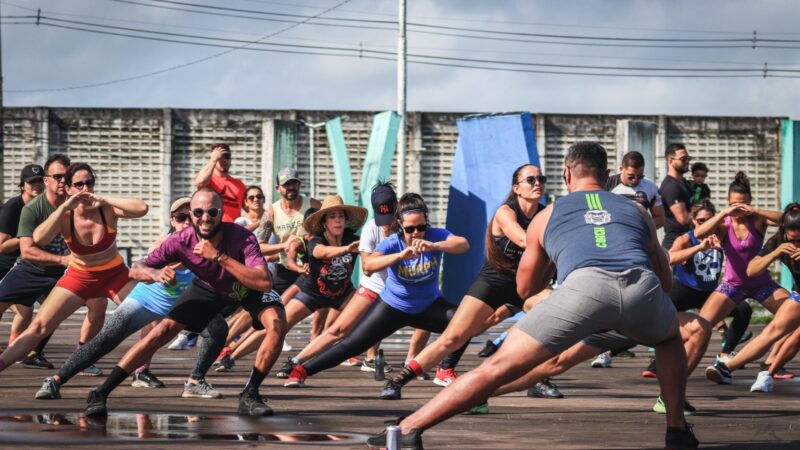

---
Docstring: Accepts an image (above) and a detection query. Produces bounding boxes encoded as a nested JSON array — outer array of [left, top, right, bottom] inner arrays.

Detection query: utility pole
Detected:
[[397, 0, 407, 196], [299, 120, 326, 199], [0, 2, 5, 195]]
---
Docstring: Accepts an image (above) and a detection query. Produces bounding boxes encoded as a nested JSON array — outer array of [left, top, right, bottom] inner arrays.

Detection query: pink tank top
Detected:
[[721, 216, 772, 288]]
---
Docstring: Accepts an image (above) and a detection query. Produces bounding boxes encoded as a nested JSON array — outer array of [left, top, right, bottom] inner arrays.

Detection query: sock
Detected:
[[243, 367, 268, 394], [291, 356, 301, 365], [96, 365, 130, 396], [135, 361, 151, 375], [33, 333, 53, 356], [393, 360, 423, 386]]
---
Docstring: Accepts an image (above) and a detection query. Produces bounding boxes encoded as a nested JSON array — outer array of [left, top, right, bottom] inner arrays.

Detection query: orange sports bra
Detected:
[[65, 208, 117, 256]]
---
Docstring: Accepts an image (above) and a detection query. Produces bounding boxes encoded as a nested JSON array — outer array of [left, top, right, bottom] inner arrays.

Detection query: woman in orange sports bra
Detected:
[[0, 162, 148, 374]]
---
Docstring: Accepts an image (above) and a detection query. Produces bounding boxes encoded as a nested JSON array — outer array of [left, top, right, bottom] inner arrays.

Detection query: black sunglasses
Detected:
[[402, 224, 428, 234], [70, 179, 95, 189], [192, 207, 221, 219], [519, 175, 547, 185], [172, 212, 190, 223], [248, 194, 265, 201], [672, 156, 693, 163], [47, 173, 66, 181], [626, 174, 645, 181]]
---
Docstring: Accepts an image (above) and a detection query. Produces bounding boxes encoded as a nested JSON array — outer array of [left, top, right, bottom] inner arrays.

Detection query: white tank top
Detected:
[[272, 195, 311, 267]]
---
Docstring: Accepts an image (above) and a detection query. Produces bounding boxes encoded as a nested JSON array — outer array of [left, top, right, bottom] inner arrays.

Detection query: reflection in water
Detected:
[[0, 411, 365, 445]]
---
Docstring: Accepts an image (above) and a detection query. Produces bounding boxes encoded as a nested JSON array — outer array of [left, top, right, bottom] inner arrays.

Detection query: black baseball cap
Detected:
[[20, 164, 45, 185], [371, 184, 397, 226]]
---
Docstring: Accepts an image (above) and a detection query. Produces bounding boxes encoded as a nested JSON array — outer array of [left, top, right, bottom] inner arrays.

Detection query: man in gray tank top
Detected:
[[367, 142, 698, 450]]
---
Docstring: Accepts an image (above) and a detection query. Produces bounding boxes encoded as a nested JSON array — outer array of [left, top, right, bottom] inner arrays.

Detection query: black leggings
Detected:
[[304, 298, 469, 376]]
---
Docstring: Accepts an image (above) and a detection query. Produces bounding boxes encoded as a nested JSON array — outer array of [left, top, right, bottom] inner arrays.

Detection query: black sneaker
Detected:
[[35, 376, 61, 400], [379, 380, 403, 400], [527, 379, 564, 399], [22, 353, 54, 369], [705, 362, 732, 384], [642, 358, 658, 378], [665, 423, 699, 449], [366, 427, 423, 449], [276, 359, 293, 379], [131, 369, 166, 388], [214, 354, 235, 373], [85, 390, 108, 417], [237, 390, 273, 416], [478, 341, 498, 358]]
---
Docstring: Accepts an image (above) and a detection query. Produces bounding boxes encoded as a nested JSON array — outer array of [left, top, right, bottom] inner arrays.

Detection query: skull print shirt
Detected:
[[674, 230, 724, 292], [296, 229, 359, 299]]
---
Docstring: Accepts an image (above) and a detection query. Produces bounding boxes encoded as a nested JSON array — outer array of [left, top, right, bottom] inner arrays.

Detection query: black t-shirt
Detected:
[[758, 232, 800, 288], [296, 229, 359, 299], [660, 175, 692, 248], [0, 195, 25, 272]]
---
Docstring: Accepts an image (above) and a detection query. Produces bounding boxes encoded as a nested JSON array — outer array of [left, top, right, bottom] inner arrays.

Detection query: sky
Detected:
[[4, 0, 800, 117]]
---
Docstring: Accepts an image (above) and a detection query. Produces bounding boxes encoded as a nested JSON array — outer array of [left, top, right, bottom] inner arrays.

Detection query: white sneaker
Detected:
[[168, 334, 189, 351], [282, 340, 293, 352], [750, 371, 774, 393], [590, 352, 612, 368]]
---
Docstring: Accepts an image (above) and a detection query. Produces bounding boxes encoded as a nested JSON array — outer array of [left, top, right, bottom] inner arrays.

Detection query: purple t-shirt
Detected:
[[145, 223, 266, 300]]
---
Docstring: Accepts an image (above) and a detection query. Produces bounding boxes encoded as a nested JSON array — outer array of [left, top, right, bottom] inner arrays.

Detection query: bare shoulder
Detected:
[[309, 197, 322, 209]]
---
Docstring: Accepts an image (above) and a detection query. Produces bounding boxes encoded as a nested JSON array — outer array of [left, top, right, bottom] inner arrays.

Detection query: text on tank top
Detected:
[[543, 190, 653, 285], [491, 198, 536, 269], [721, 215, 772, 287], [273, 195, 311, 266]]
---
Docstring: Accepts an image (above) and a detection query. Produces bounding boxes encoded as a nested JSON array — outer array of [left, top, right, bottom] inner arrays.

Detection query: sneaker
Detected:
[[168, 334, 189, 350], [705, 362, 732, 385], [465, 401, 489, 415], [433, 367, 458, 387], [340, 356, 360, 366], [714, 352, 735, 366], [478, 341, 499, 358], [79, 364, 104, 377], [182, 379, 222, 398], [652, 395, 694, 415], [131, 370, 165, 388], [275, 359, 293, 379], [665, 423, 699, 450], [237, 390, 273, 416], [214, 355, 235, 373], [186, 336, 198, 348], [642, 359, 658, 378], [379, 380, 402, 400], [85, 389, 108, 417], [590, 352, 612, 368], [366, 426, 423, 450], [362, 358, 394, 373], [282, 340, 292, 352], [35, 376, 61, 400], [616, 349, 636, 358], [750, 371, 774, 393], [283, 365, 307, 388], [527, 379, 565, 399], [22, 353, 54, 369], [773, 368, 795, 380], [215, 346, 232, 362]]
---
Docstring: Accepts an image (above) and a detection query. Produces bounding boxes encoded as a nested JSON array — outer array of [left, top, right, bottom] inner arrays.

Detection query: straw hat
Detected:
[[303, 195, 368, 235]]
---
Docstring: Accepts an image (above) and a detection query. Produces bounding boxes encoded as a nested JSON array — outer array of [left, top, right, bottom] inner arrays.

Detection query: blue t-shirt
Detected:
[[375, 227, 451, 314], [128, 268, 195, 316]]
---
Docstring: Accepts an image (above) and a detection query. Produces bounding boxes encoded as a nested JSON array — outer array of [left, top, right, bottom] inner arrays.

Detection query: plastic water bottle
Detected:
[[386, 425, 401, 450], [375, 349, 385, 381]]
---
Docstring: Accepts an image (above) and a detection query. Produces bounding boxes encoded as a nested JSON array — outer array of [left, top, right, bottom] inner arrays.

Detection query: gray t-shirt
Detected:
[[357, 219, 389, 293], [17, 193, 69, 274]]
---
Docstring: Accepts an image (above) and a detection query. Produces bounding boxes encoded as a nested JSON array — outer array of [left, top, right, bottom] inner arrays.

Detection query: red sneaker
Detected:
[[215, 346, 232, 362], [339, 356, 360, 367], [284, 364, 307, 388], [772, 368, 795, 380], [434, 367, 458, 387]]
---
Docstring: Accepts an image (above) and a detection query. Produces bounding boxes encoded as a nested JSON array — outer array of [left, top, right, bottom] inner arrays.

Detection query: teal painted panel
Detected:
[[780, 120, 800, 289], [359, 111, 400, 215], [325, 117, 356, 205], [273, 120, 297, 187]]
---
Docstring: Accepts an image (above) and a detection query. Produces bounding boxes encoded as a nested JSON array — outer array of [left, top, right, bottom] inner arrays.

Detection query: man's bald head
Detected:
[[191, 188, 222, 209]]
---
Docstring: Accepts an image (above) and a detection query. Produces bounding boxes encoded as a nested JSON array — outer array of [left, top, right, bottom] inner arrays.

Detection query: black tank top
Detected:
[[491, 198, 535, 269]]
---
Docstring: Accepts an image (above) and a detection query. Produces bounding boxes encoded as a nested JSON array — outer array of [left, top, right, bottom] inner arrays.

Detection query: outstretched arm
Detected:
[[516, 206, 553, 299]]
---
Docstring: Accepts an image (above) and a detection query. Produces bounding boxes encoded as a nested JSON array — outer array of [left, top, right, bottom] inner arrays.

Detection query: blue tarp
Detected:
[[442, 113, 541, 303]]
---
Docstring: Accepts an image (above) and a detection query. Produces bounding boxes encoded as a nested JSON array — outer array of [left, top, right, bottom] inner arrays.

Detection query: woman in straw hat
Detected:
[[284, 192, 469, 388], [225, 195, 367, 364]]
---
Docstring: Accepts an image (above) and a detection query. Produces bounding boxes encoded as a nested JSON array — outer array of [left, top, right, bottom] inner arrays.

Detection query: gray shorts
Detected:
[[582, 330, 636, 352], [514, 267, 677, 354]]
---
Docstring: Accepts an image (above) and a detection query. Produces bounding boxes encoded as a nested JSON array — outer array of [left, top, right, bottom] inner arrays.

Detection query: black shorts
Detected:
[[0, 260, 63, 307], [465, 267, 523, 310], [293, 285, 353, 312], [669, 281, 713, 312], [168, 280, 284, 333], [272, 264, 300, 294]]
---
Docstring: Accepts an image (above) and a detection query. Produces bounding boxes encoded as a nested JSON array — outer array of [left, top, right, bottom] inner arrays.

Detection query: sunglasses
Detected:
[[672, 156, 693, 163], [248, 194, 265, 201], [519, 175, 547, 185], [626, 174, 645, 181], [402, 224, 428, 234], [192, 207, 221, 219], [172, 213, 190, 223], [70, 179, 95, 189], [47, 173, 66, 181]]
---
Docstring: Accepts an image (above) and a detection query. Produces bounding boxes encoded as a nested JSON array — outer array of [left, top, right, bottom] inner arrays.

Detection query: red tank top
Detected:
[[65, 208, 117, 256]]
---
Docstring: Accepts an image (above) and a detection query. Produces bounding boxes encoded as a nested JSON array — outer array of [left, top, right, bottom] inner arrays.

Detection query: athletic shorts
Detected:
[[294, 286, 353, 312], [355, 285, 380, 302], [514, 267, 677, 354], [168, 280, 283, 333], [0, 260, 63, 307], [465, 272, 523, 310], [272, 264, 300, 294], [582, 330, 637, 353], [669, 281, 713, 312], [56, 262, 130, 301], [714, 279, 783, 305]]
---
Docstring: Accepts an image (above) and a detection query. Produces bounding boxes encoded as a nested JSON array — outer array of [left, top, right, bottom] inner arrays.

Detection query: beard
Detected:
[[281, 190, 298, 201], [677, 165, 690, 174], [193, 220, 223, 240]]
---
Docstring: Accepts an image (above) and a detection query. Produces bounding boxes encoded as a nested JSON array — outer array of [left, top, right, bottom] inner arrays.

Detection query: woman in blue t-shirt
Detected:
[[284, 193, 469, 388]]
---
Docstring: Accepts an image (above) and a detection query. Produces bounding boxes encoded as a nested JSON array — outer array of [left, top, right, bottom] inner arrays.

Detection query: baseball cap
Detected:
[[371, 184, 397, 226], [276, 167, 300, 186], [19, 164, 45, 185], [170, 197, 191, 214]]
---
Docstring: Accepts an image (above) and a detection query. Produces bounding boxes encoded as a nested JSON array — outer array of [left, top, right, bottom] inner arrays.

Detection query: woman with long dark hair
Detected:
[[379, 163, 550, 401]]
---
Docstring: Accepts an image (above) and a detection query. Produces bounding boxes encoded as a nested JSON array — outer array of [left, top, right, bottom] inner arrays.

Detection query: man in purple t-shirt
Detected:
[[83, 188, 287, 418]]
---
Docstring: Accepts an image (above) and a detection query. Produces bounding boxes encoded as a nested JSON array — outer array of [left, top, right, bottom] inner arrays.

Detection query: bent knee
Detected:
[[439, 332, 469, 350], [28, 320, 52, 337], [325, 325, 348, 340]]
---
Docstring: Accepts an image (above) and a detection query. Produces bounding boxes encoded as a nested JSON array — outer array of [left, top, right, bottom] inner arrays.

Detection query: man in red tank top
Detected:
[[195, 144, 246, 223]]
